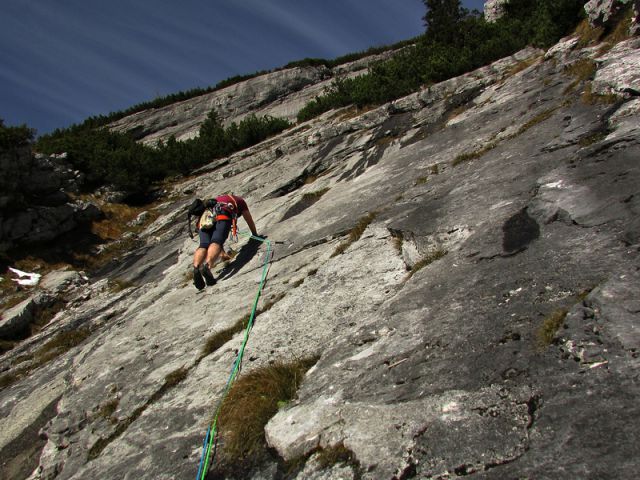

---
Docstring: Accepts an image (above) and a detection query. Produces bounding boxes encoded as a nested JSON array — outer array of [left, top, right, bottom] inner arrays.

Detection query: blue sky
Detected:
[[0, 0, 485, 135]]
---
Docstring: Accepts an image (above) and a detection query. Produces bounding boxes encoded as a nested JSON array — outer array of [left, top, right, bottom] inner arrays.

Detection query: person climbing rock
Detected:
[[192, 193, 258, 290]]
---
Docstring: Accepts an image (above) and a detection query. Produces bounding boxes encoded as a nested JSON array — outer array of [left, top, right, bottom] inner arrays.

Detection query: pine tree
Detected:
[[422, 0, 468, 44]]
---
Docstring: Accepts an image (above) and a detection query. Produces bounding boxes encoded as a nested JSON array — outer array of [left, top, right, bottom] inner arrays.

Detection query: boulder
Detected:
[[593, 37, 640, 96], [585, 0, 640, 34], [484, 0, 509, 22], [0, 297, 35, 339], [39, 270, 86, 295]]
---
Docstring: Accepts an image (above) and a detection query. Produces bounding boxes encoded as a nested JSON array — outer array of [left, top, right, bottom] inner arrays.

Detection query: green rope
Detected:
[[196, 232, 273, 480]]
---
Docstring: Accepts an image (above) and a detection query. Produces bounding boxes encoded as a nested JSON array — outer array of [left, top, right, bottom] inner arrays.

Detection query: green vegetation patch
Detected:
[[574, 18, 605, 47], [507, 55, 543, 77], [283, 442, 362, 478], [563, 59, 598, 94], [199, 319, 247, 360], [578, 129, 610, 147], [580, 84, 620, 105], [0, 119, 35, 149], [598, 3, 635, 52], [389, 229, 404, 255]]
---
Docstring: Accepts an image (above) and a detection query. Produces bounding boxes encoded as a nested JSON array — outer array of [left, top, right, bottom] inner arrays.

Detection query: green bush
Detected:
[[0, 119, 35, 150]]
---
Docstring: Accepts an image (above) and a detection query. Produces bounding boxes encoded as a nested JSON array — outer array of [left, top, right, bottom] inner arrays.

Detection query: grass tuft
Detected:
[[563, 59, 597, 94], [452, 143, 497, 166], [302, 188, 330, 202], [536, 309, 569, 349], [109, 278, 137, 293], [199, 318, 247, 360], [160, 367, 189, 393], [578, 130, 610, 147], [574, 18, 605, 47], [406, 249, 448, 279], [97, 398, 120, 423], [216, 357, 318, 467], [316, 443, 359, 470], [391, 231, 404, 255], [516, 108, 558, 136], [507, 55, 542, 76], [332, 212, 377, 257], [0, 339, 17, 355], [414, 176, 429, 186], [281, 188, 331, 221], [580, 83, 620, 105], [198, 293, 287, 361], [598, 4, 635, 53]]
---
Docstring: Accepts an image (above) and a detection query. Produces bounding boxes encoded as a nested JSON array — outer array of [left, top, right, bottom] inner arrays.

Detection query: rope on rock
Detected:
[[196, 232, 273, 480]]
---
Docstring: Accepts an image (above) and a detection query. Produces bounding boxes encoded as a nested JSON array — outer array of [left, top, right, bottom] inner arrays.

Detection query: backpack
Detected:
[[187, 198, 216, 238]]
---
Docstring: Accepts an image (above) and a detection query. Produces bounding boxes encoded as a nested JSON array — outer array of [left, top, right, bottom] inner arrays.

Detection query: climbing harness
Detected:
[[195, 231, 273, 480], [215, 194, 239, 243]]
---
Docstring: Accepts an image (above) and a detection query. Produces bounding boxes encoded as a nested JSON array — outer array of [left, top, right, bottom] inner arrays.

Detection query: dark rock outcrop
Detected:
[[0, 146, 100, 254]]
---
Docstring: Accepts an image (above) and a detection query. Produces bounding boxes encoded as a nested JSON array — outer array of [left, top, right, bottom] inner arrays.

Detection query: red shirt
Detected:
[[215, 194, 248, 215]]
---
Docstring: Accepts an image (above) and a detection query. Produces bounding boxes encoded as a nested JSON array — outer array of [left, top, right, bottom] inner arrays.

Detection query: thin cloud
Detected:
[[1, 0, 469, 134]]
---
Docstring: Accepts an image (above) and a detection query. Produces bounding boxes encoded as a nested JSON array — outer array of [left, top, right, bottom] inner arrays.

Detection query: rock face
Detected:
[[0, 148, 100, 254], [2, 19, 640, 480], [585, 0, 640, 34], [484, 0, 509, 22]]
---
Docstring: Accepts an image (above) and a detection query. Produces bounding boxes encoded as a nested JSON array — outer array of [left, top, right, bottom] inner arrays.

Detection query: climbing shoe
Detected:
[[201, 264, 217, 286], [193, 266, 205, 291]]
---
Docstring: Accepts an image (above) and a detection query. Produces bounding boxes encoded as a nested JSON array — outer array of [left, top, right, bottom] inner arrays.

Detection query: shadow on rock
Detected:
[[217, 238, 264, 281]]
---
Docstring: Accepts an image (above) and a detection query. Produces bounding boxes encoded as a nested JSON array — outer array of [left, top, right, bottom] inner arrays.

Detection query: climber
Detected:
[[192, 193, 259, 290]]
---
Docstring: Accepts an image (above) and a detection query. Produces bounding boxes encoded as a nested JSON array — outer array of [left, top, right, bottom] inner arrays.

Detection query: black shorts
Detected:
[[198, 220, 231, 249]]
